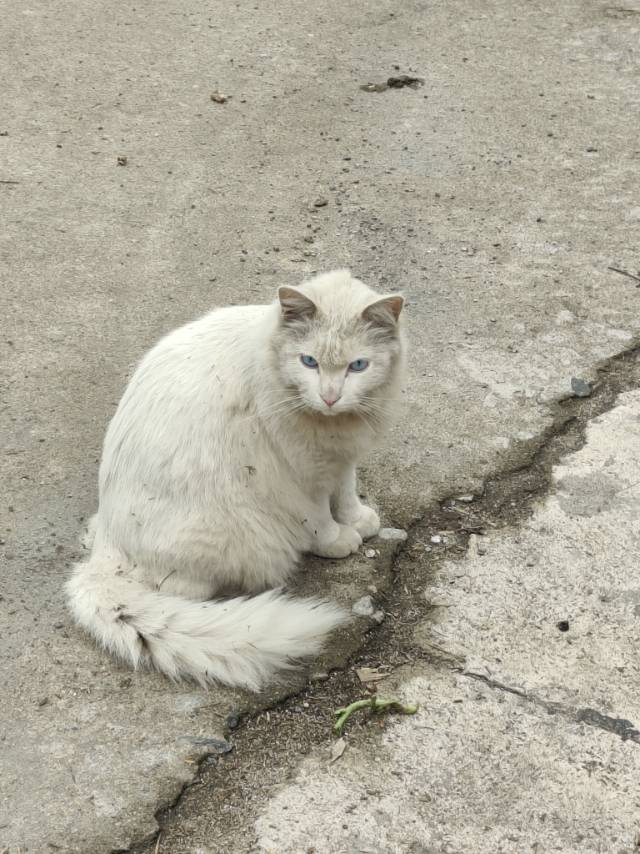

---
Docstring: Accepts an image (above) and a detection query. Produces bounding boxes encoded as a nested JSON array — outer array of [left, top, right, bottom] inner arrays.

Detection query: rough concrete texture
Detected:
[[422, 391, 640, 716], [2, 0, 640, 851], [255, 393, 640, 854]]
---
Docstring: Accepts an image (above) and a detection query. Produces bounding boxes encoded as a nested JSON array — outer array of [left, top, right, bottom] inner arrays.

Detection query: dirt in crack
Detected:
[[136, 347, 640, 854]]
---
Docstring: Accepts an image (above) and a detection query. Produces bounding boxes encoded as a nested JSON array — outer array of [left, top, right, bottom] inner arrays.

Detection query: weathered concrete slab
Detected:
[[420, 389, 640, 717], [255, 392, 640, 854], [2, 0, 640, 850]]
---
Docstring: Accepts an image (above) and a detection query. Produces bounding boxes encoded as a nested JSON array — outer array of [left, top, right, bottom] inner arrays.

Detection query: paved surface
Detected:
[[1, 0, 640, 851], [256, 391, 640, 854]]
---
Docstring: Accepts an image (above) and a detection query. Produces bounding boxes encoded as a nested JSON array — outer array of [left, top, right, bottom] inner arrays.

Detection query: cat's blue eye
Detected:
[[300, 354, 318, 369], [348, 358, 369, 372]]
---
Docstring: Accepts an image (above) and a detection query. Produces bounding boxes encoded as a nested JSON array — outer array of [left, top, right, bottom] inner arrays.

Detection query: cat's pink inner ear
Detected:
[[362, 295, 404, 327], [277, 286, 317, 322]]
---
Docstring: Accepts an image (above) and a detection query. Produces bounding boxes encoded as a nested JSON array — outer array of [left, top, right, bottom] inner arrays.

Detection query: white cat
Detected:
[[67, 269, 405, 689]]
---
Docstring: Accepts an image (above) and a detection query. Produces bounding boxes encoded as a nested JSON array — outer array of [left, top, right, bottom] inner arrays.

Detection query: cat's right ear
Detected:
[[277, 287, 317, 324]]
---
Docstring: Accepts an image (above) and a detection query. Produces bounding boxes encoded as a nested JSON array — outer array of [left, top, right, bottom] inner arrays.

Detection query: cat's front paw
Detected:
[[313, 524, 362, 559], [349, 505, 381, 540]]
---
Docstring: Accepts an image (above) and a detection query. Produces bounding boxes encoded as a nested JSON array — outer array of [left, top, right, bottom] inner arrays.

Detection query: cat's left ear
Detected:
[[362, 295, 404, 328], [278, 287, 317, 324]]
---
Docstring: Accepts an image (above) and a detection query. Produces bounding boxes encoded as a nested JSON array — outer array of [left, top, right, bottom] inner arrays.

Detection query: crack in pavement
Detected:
[[462, 671, 640, 746], [138, 346, 640, 852]]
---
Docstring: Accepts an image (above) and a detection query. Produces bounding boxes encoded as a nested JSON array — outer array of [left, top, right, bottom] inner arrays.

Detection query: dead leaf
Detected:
[[330, 737, 347, 762], [356, 667, 385, 684]]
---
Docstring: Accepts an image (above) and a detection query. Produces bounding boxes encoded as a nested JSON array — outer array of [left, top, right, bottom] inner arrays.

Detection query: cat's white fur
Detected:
[[67, 270, 405, 690]]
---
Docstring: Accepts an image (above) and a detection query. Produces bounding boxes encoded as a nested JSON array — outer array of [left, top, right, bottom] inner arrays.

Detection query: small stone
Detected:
[[476, 540, 487, 556], [352, 595, 375, 617], [571, 377, 592, 398], [364, 547, 377, 558], [225, 712, 240, 730], [378, 527, 408, 541], [556, 620, 570, 632], [311, 670, 329, 682], [37, 696, 49, 707], [430, 535, 442, 544], [116, 155, 128, 166], [210, 91, 229, 103], [372, 610, 385, 624], [313, 197, 329, 207], [455, 495, 474, 503]]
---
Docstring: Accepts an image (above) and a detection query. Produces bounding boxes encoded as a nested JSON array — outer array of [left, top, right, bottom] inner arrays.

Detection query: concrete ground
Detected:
[[1, 1, 639, 852], [254, 388, 640, 854]]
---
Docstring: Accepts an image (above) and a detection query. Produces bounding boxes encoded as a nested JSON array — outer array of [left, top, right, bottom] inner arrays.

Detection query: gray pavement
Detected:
[[2, 1, 640, 852], [256, 391, 640, 854]]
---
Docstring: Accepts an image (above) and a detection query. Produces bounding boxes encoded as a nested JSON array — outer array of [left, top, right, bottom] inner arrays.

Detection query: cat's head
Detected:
[[272, 270, 405, 418]]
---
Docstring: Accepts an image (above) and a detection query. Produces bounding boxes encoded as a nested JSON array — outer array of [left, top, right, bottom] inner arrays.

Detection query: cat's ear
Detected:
[[362, 295, 404, 329], [277, 287, 317, 324]]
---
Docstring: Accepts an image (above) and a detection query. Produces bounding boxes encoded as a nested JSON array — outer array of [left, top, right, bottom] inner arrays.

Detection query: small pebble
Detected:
[[571, 377, 592, 398], [372, 610, 385, 624], [364, 547, 377, 558], [430, 535, 442, 544], [352, 595, 375, 617], [313, 197, 329, 207], [455, 495, 474, 503], [378, 527, 408, 541]]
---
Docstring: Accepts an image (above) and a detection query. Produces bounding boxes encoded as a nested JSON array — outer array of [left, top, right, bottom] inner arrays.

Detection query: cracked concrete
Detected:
[[252, 389, 640, 854], [2, 0, 640, 851]]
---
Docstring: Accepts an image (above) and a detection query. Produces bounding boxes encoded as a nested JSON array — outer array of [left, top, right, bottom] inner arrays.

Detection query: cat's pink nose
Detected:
[[322, 393, 341, 407]]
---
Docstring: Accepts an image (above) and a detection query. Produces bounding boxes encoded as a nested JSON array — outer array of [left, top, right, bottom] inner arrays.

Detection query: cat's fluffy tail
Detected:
[[66, 555, 348, 690]]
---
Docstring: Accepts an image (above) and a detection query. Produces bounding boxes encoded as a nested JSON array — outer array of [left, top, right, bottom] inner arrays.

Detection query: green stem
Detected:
[[333, 696, 418, 736]]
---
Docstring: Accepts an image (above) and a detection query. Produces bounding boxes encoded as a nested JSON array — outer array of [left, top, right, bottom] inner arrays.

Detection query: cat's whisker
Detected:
[[239, 395, 306, 423], [262, 401, 309, 423]]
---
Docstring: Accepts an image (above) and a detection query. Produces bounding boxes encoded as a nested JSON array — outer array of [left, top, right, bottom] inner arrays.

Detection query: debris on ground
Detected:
[[210, 91, 230, 103], [360, 75, 424, 92], [330, 737, 347, 763], [571, 377, 592, 398], [364, 547, 377, 558], [333, 697, 419, 736], [378, 527, 408, 541], [607, 265, 640, 286], [355, 667, 386, 685], [360, 82, 389, 92], [352, 595, 375, 617], [387, 75, 424, 88], [468, 533, 487, 557], [116, 155, 128, 166], [312, 197, 328, 207]]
